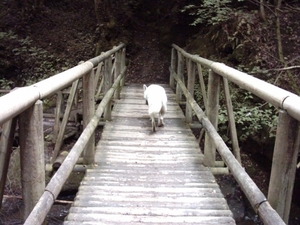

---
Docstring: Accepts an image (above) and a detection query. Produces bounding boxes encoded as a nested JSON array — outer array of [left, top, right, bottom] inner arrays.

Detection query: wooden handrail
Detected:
[[0, 43, 125, 126], [169, 44, 300, 224], [172, 44, 300, 121], [0, 43, 126, 223], [169, 66, 285, 225], [23, 66, 127, 225]]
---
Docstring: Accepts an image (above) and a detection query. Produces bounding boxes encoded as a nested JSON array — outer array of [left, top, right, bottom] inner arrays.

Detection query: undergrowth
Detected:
[[0, 30, 71, 88], [194, 78, 278, 147]]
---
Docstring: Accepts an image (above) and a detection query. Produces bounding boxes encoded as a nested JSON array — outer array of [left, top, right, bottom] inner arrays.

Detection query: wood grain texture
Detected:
[[64, 84, 235, 225]]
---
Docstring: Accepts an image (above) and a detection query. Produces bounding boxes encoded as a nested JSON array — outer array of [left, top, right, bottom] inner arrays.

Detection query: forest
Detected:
[[0, 0, 300, 224]]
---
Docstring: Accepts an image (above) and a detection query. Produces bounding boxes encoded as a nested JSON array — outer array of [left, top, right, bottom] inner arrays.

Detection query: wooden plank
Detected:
[[113, 104, 181, 111], [64, 221, 234, 225], [101, 131, 197, 140], [103, 124, 192, 132], [69, 207, 232, 217], [77, 185, 221, 194], [103, 118, 189, 128], [72, 198, 229, 209], [65, 214, 235, 224], [76, 189, 224, 199], [79, 181, 218, 188], [95, 145, 202, 153], [97, 140, 200, 148], [114, 98, 178, 105], [111, 111, 185, 118]]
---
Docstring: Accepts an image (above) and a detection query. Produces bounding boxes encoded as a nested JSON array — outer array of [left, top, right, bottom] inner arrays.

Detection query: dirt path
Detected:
[[125, 20, 170, 85]]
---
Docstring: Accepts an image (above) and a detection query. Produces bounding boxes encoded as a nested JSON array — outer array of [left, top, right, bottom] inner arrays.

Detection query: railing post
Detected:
[[169, 48, 176, 90], [120, 48, 126, 87], [19, 100, 45, 221], [176, 51, 184, 102], [114, 50, 122, 99], [104, 57, 112, 120], [186, 59, 195, 123], [204, 70, 220, 167], [268, 109, 299, 223], [52, 91, 63, 143], [0, 117, 17, 208], [196, 63, 208, 110], [83, 69, 95, 164]]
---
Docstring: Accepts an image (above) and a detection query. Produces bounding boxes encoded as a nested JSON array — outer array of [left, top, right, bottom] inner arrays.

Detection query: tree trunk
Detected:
[[275, 0, 300, 95], [260, 0, 266, 22], [94, 0, 117, 53]]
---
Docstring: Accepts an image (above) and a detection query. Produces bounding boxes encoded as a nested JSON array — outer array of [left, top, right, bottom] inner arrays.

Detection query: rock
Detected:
[[216, 175, 246, 222]]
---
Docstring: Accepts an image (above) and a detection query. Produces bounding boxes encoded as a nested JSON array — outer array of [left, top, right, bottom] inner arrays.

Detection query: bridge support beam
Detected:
[[19, 100, 45, 221], [204, 70, 220, 167], [268, 109, 299, 223]]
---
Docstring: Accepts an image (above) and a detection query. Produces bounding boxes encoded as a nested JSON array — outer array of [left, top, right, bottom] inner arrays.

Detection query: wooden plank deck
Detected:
[[64, 84, 235, 225]]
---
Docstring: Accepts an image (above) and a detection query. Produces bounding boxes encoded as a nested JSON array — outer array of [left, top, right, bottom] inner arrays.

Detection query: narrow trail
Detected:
[[126, 21, 170, 85]]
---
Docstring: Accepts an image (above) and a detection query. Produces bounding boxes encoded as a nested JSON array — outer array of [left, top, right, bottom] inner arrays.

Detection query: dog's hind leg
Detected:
[[151, 118, 156, 132], [158, 105, 166, 127]]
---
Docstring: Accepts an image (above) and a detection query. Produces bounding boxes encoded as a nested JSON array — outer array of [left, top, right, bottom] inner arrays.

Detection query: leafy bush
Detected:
[[193, 76, 278, 145], [182, 0, 244, 26], [0, 31, 70, 87], [218, 90, 278, 144]]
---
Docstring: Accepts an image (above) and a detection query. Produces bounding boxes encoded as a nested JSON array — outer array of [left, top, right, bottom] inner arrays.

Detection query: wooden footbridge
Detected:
[[1, 43, 300, 225], [64, 84, 235, 224]]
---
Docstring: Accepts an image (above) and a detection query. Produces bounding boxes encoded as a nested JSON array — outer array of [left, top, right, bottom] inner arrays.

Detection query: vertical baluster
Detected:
[[223, 77, 241, 164], [186, 59, 195, 123], [169, 48, 176, 90], [176, 51, 184, 102], [204, 70, 220, 167]]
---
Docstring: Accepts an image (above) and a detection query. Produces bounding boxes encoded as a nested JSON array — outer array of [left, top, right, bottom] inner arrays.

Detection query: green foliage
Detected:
[[182, 0, 245, 26], [194, 83, 204, 107], [0, 30, 70, 87], [0, 79, 14, 90], [237, 64, 270, 78], [193, 71, 277, 145], [218, 90, 278, 144]]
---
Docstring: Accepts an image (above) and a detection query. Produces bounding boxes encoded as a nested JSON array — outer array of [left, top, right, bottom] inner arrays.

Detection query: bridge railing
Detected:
[[0, 43, 126, 224], [170, 44, 300, 225]]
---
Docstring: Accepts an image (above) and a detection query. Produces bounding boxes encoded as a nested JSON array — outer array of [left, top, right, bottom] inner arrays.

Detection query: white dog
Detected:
[[143, 84, 167, 132]]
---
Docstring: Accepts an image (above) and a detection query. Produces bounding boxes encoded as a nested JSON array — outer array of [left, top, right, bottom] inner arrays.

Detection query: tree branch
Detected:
[[3, 195, 73, 204], [271, 66, 300, 71]]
